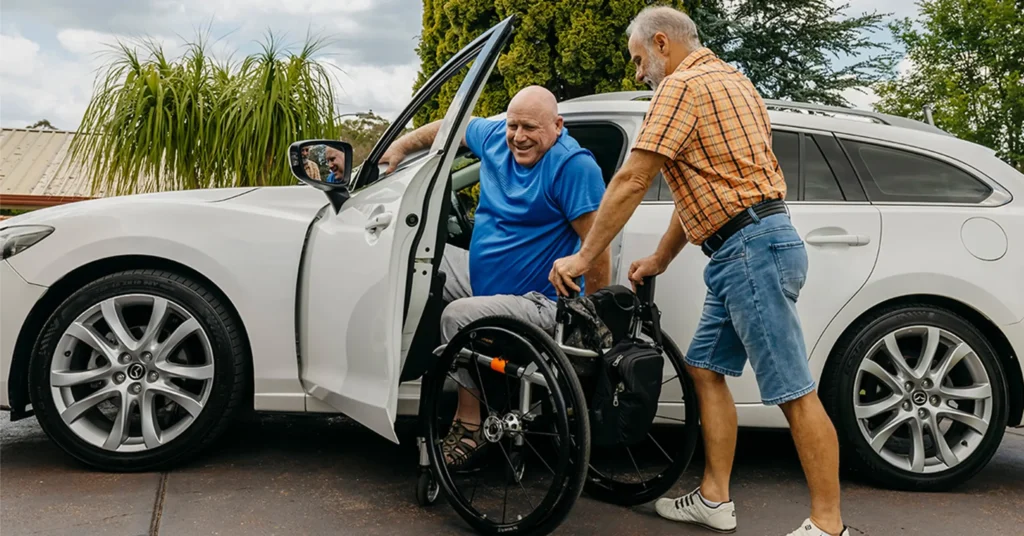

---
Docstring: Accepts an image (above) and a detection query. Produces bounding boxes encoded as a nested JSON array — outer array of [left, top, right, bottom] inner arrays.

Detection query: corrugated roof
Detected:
[[0, 128, 111, 198]]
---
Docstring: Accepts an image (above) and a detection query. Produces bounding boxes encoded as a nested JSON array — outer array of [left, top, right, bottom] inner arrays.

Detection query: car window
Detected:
[[844, 140, 993, 203], [803, 136, 844, 201], [771, 131, 799, 201]]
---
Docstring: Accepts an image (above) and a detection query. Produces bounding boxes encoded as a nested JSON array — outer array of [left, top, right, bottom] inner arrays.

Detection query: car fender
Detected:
[[807, 271, 1022, 383], [6, 186, 328, 412]]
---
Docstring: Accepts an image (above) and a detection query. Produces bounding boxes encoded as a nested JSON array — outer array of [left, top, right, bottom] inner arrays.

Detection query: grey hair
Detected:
[[626, 5, 702, 50]]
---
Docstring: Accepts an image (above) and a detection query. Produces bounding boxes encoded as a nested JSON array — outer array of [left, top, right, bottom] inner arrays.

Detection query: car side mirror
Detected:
[[288, 140, 354, 212]]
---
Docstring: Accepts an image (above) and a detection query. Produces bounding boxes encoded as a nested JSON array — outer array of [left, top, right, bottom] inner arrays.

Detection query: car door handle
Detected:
[[805, 234, 871, 246], [365, 212, 394, 231]]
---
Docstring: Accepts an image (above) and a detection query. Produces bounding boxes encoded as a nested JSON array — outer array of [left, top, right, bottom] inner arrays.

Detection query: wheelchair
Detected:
[[400, 274, 701, 535]]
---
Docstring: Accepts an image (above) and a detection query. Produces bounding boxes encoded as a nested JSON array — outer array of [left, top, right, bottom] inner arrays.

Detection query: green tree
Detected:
[[691, 0, 898, 107], [873, 0, 1023, 170], [336, 111, 395, 165], [70, 32, 339, 195], [412, 1, 897, 125], [26, 119, 58, 130], [412, 0, 693, 126]]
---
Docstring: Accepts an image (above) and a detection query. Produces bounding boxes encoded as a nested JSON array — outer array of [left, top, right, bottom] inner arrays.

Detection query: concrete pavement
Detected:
[[2, 412, 1022, 535]]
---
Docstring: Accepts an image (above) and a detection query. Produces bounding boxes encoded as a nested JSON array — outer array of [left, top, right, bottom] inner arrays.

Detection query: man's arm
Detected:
[[380, 119, 471, 173], [653, 210, 688, 266], [570, 211, 612, 294], [576, 149, 669, 264]]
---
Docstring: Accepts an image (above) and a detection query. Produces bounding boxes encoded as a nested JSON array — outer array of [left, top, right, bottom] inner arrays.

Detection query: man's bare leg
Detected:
[[686, 364, 738, 503], [455, 386, 482, 426], [780, 391, 844, 535]]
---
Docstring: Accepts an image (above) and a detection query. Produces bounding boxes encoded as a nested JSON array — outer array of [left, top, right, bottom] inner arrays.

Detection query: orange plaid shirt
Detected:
[[633, 48, 786, 245]]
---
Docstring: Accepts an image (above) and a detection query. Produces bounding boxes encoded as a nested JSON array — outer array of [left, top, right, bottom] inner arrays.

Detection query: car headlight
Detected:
[[0, 225, 54, 260]]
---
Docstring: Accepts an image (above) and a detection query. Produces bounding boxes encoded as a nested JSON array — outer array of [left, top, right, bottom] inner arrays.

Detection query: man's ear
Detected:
[[653, 32, 669, 55], [555, 115, 564, 131]]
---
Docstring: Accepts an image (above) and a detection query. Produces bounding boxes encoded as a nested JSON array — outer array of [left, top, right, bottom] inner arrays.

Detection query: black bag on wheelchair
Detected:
[[560, 284, 664, 448], [589, 336, 664, 448]]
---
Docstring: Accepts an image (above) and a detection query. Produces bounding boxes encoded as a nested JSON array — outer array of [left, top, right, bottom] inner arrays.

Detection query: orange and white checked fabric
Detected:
[[633, 47, 787, 245]]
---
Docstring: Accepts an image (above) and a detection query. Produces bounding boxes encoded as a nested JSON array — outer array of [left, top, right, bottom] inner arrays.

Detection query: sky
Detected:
[[0, 0, 922, 131]]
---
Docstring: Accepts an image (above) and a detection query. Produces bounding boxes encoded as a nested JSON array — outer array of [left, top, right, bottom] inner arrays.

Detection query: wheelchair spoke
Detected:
[[662, 374, 679, 386], [497, 441, 535, 513], [522, 437, 556, 476], [445, 372, 503, 416], [625, 446, 647, 489], [648, 432, 674, 464]]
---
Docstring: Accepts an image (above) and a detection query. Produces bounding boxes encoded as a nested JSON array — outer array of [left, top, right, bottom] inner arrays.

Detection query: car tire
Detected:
[[822, 303, 1008, 492], [28, 269, 248, 472]]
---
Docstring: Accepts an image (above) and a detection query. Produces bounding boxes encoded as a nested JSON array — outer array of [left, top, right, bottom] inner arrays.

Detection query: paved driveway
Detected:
[[2, 412, 1022, 535]]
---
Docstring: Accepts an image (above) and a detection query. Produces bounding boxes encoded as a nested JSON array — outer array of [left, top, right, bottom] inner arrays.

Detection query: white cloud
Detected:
[[328, 60, 420, 122], [0, 34, 40, 77]]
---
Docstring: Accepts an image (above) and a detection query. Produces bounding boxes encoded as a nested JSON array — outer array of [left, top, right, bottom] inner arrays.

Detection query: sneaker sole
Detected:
[[660, 518, 737, 534]]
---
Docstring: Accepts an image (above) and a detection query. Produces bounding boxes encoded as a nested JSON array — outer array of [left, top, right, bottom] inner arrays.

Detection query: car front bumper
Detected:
[[0, 260, 46, 411]]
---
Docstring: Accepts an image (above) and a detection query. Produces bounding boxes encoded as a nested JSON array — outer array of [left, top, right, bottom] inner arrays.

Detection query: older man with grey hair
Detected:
[[549, 5, 849, 536]]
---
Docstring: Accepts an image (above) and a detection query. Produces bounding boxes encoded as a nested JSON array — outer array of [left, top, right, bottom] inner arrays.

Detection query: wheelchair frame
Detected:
[[409, 275, 697, 535]]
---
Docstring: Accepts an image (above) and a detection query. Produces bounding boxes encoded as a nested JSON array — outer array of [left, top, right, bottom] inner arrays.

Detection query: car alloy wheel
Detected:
[[853, 325, 993, 474], [48, 293, 215, 453]]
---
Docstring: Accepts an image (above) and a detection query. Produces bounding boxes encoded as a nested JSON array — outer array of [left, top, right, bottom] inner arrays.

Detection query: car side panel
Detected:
[[5, 186, 328, 412], [806, 204, 1024, 382]]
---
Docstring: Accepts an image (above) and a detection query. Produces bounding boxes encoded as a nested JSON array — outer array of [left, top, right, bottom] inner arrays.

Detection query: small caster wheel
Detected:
[[416, 471, 440, 506], [506, 451, 526, 483]]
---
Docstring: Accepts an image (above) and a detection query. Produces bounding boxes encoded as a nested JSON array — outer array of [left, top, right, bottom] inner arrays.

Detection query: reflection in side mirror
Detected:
[[288, 139, 355, 213]]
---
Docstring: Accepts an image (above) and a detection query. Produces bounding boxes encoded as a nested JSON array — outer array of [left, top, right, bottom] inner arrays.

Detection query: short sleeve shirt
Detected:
[[463, 118, 606, 300], [633, 48, 787, 245]]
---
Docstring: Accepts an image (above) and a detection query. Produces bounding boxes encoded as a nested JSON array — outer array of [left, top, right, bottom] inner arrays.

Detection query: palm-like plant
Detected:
[[69, 32, 340, 195]]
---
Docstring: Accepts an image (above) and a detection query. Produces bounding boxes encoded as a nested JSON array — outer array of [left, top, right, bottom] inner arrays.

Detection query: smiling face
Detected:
[[325, 147, 344, 174], [504, 86, 563, 168]]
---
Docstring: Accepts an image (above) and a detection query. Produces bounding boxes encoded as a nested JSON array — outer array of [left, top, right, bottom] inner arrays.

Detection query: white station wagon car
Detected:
[[2, 77, 1021, 495]]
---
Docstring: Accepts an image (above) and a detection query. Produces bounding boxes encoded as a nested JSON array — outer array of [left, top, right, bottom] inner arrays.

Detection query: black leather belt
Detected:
[[700, 199, 789, 258]]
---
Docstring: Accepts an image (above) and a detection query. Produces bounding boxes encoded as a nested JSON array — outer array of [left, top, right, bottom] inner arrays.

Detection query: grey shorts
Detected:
[[438, 246, 558, 388]]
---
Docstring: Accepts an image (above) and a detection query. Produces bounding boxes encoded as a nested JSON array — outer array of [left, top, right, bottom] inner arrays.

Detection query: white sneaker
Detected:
[[654, 488, 737, 533], [787, 518, 850, 536]]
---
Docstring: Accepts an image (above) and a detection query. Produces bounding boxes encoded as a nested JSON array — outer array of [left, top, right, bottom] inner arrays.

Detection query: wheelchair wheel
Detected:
[[416, 471, 440, 506], [583, 325, 701, 506], [422, 316, 590, 536]]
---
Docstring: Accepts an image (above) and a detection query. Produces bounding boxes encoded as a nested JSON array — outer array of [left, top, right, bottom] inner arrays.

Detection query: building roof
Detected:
[[0, 128, 108, 201]]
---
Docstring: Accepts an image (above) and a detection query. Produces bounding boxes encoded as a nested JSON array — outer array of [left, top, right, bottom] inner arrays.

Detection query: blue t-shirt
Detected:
[[464, 117, 606, 300]]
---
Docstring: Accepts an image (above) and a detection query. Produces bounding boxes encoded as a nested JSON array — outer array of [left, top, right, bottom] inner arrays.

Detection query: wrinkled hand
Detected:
[[627, 253, 669, 291], [549, 253, 591, 296], [378, 145, 407, 174]]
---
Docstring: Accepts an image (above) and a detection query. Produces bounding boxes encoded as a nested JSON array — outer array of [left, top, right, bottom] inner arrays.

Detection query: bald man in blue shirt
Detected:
[[380, 86, 610, 469]]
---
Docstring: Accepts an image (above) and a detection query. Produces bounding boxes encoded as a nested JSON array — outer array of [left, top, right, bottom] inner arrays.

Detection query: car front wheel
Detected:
[[823, 304, 1008, 492], [28, 269, 248, 472]]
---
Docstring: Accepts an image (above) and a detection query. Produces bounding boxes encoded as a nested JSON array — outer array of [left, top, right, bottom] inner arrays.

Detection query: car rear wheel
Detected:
[[822, 304, 1008, 492], [28, 269, 248, 472]]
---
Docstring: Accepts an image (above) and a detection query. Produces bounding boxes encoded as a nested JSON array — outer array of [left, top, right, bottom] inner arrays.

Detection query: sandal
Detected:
[[442, 420, 487, 471]]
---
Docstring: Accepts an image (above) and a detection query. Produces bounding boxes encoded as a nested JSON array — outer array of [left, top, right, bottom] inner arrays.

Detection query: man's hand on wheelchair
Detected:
[[628, 253, 669, 291], [549, 253, 590, 297]]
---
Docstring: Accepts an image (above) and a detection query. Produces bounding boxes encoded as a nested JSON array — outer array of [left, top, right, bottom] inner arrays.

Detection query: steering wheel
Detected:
[[448, 190, 475, 246]]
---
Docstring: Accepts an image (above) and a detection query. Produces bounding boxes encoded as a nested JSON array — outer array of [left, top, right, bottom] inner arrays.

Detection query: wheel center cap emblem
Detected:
[[912, 391, 927, 406], [127, 363, 146, 381]]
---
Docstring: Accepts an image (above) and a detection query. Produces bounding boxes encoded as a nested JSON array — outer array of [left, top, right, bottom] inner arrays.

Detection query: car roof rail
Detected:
[[563, 91, 950, 136]]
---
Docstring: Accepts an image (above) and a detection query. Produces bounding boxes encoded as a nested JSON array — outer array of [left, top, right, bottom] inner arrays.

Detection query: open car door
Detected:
[[296, 17, 516, 443]]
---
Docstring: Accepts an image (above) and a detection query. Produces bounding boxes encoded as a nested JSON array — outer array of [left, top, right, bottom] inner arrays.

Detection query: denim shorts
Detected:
[[685, 211, 816, 406]]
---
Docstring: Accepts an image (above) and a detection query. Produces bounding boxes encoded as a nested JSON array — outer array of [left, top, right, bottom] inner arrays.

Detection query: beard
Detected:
[[643, 50, 667, 90]]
